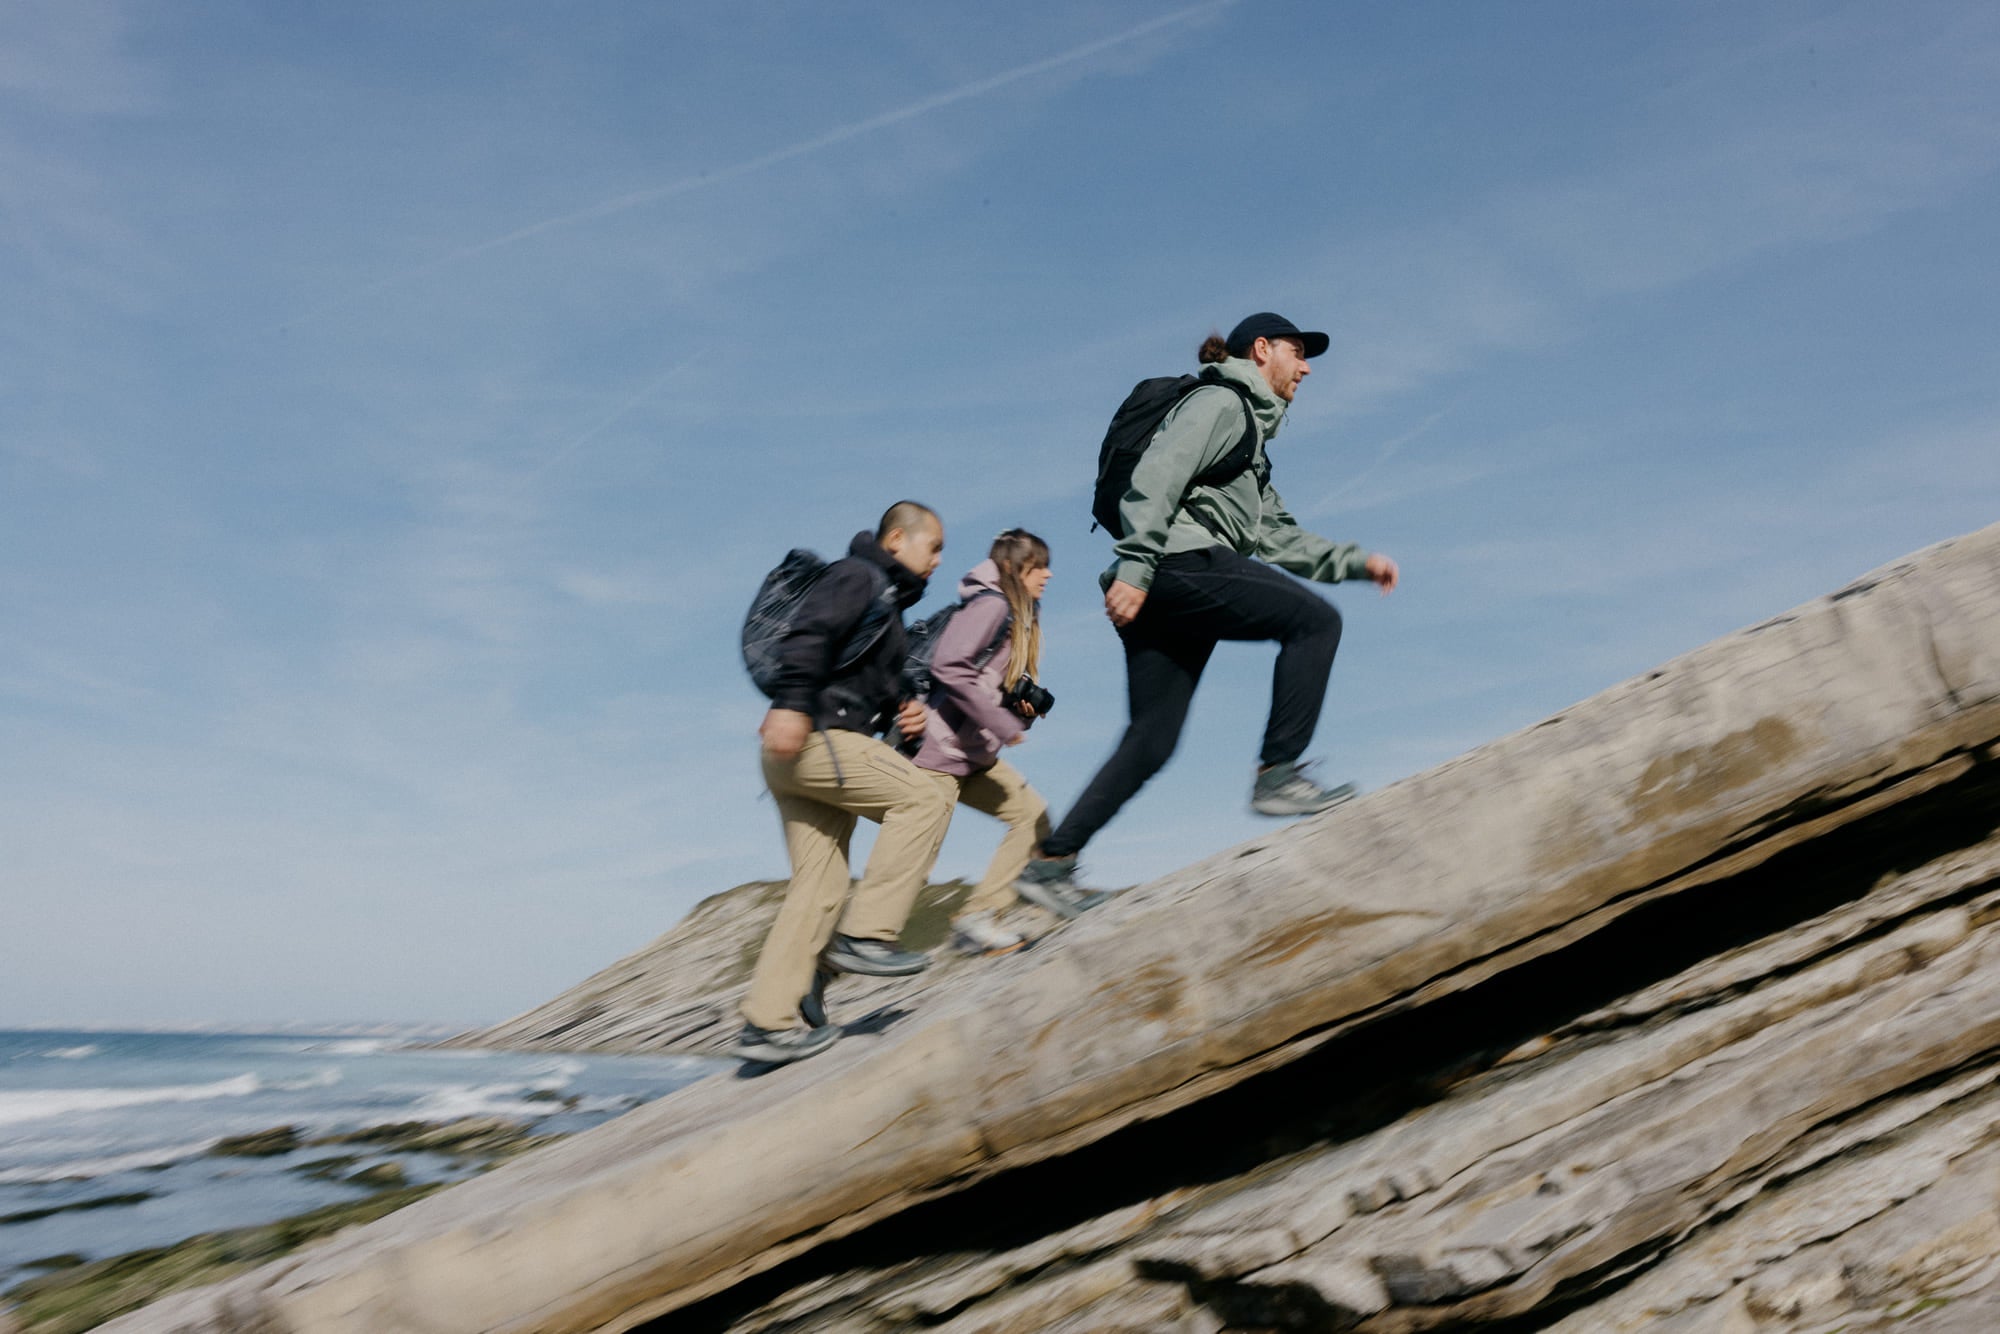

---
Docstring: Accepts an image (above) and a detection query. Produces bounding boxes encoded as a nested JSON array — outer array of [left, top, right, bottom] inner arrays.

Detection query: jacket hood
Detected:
[[958, 559, 1004, 600], [849, 530, 928, 608], [1212, 356, 1289, 443]]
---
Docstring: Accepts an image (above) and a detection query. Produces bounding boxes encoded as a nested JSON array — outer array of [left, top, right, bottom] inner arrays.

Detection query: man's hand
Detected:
[[896, 699, 928, 739], [760, 708, 812, 760], [1364, 552, 1400, 596], [1105, 580, 1148, 628]]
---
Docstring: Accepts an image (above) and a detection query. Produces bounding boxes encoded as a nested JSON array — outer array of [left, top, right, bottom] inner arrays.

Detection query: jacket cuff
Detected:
[[1338, 550, 1374, 583], [770, 692, 816, 716], [1111, 557, 1159, 592]]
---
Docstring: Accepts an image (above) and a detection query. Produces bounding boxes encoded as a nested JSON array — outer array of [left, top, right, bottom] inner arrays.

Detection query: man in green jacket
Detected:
[[1018, 312, 1399, 911]]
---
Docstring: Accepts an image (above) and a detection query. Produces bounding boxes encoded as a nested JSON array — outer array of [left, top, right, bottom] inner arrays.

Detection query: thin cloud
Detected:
[[529, 355, 697, 479], [276, 0, 1237, 330], [1311, 409, 1451, 513]]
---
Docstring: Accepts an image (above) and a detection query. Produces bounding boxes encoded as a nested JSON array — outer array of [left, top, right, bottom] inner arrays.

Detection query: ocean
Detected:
[[0, 1029, 720, 1290]]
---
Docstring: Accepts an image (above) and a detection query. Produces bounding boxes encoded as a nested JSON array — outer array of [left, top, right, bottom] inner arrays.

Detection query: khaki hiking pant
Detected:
[[741, 729, 954, 1032], [923, 759, 1051, 917]]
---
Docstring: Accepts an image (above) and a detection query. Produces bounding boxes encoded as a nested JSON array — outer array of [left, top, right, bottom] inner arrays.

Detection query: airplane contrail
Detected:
[[529, 355, 696, 478], [278, 1, 1237, 330]]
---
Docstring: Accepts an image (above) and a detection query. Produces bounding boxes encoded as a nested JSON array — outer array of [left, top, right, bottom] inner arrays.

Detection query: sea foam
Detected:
[[39, 1045, 101, 1060], [0, 1074, 261, 1129], [0, 1138, 219, 1184]]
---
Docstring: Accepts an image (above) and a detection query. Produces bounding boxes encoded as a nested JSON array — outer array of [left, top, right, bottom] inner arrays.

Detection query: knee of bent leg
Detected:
[[912, 781, 954, 824], [1295, 596, 1343, 646], [1127, 722, 1183, 776], [1011, 788, 1050, 831]]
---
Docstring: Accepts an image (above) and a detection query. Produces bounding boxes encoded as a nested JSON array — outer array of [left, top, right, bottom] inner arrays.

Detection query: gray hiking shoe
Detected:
[[1054, 883, 1118, 915], [1252, 761, 1357, 817], [731, 1021, 840, 1065], [952, 910, 1025, 957], [1015, 854, 1086, 919], [823, 933, 931, 977]]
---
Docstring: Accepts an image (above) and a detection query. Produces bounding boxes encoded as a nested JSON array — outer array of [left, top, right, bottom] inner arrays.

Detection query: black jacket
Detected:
[[769, 532, 929, 733]]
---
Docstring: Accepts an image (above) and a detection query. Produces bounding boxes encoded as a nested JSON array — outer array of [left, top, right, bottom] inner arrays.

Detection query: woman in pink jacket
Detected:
[[913, 529, 1057, 956]]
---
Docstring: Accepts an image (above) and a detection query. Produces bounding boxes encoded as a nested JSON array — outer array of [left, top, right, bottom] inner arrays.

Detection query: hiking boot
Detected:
[[1251, 761, 1357, 817], [731, 1021, 840, 1065], [798, 967, 832, 1030], [1015, 854, 1086, 919], [952, 911, 1025, 957], [1053, 883, 1118, 915], [822, 933, 931, 977]]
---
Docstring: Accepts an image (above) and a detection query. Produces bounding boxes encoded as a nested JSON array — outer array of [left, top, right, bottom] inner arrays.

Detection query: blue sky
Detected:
[[4, 2, 1997, 1027]]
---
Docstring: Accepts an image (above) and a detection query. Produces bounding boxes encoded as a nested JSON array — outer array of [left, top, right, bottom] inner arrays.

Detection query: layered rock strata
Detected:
[[92, 522, 2000, 1333]]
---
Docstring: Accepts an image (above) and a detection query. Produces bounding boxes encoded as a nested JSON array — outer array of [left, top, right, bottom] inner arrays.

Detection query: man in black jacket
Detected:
[[737, 501, 955, 1065]]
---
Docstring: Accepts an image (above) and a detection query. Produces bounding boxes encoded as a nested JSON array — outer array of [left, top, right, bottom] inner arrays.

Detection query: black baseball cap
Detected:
[[1225, 312, 1329, 359]]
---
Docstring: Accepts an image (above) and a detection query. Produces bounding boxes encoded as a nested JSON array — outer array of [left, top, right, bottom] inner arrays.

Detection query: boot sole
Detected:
[[1014, 878, 1085, 920], [731, 1027, 840, 1064], [1250, 790, 1357, 818]]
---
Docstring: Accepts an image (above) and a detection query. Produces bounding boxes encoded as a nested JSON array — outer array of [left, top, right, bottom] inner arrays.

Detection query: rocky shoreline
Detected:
[[2, 1113, 581, 1334]]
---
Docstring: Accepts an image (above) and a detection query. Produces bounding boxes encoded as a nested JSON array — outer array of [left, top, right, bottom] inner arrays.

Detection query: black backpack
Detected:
[[741, 549, 894, 699], [900, 590, 1011, 699], [1090, 367, 1262, 537]]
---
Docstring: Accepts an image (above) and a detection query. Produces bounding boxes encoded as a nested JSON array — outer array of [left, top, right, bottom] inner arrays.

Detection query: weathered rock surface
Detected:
[[450, 879, 1067, 1057], [83, 521, 2000, 1334]]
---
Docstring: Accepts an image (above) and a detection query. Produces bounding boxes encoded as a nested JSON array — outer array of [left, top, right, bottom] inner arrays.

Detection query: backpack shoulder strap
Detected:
[[1188, 369, 1264, 490], [830, 560, 897, 673], [965, 589, 1014, 668]]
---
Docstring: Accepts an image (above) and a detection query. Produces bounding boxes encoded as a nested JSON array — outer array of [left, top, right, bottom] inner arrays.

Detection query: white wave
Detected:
[[273, 1069, 342, 1092], [569, 1095, 643, 1115], [526, 1058, 584, 1092], [0, 1074, 262, 1129], [308, 1038, 402, 1056], [403, 1082, 554, 1123], [40, 1045, 101, 1060], [0, 1137, 219, 1184]]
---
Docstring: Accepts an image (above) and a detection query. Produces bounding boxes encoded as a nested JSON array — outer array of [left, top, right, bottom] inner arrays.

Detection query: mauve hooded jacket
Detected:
[[913, 560, 1031, 776]]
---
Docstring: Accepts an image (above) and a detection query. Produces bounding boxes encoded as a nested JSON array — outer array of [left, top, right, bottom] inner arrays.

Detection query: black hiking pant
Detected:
[[1042, 547, 1342, 858]]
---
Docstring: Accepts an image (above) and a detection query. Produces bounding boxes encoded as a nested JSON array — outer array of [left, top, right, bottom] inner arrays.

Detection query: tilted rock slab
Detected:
[[711, 830, 2000, 1331], [100, 523, 2000, 1334]]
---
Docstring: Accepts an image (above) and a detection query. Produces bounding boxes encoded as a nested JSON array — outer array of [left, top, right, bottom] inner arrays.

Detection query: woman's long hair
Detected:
[[989, 528, 1048, 688]]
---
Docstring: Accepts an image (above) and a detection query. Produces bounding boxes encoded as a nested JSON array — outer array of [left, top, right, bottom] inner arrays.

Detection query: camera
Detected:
[[1002, 676, 1055, 719]]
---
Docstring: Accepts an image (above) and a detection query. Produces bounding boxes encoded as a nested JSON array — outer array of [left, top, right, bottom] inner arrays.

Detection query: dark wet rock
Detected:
[[14, 1258, 84, 1275], [345, 1163, 406, 1190], [307, 1116, 555, 1162], [206, 1128, 300, 1158], [287, 1155, 361, 1181], [1, 1185, 441, 1334], [0, 1194, 155, 1227], [306, 1120, 430, 1149]]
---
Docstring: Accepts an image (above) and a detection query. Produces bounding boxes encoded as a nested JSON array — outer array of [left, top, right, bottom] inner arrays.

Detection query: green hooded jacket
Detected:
[[1104, 356, 1371, 592]]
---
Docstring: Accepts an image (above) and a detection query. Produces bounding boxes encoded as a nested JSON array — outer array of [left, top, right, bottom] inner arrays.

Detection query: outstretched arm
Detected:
[[1257, 484, 1397, 593]]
